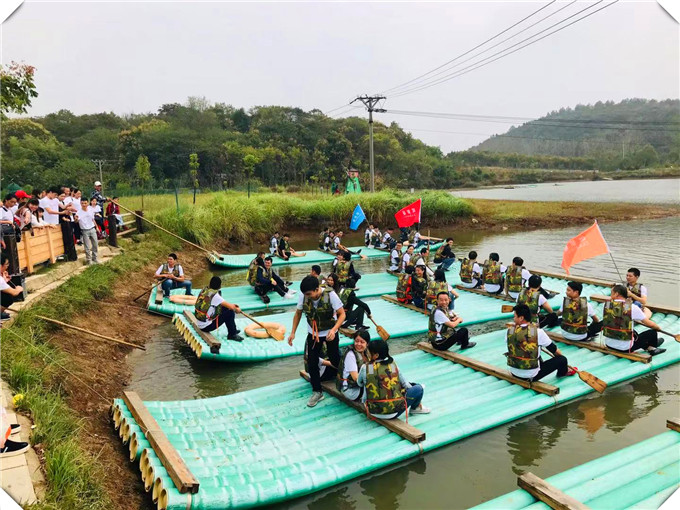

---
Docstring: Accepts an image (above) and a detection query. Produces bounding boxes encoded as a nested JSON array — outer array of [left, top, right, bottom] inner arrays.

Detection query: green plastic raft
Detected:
[[147, 272, 399, 315], [171, 289, 517, 362], [112, 316, 680, 510], [208, 244, 441, 269], [473, 428, 680, 509]]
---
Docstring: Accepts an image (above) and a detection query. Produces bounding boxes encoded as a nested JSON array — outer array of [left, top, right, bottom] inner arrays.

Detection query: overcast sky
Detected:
[[2, 0, 678, 152]]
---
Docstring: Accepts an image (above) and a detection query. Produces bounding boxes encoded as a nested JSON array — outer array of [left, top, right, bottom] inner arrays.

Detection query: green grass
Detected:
[[1, 234, 180, 510], [124, 189, 474, 246]]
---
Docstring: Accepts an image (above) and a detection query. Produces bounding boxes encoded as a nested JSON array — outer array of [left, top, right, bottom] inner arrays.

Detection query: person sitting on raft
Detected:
[[269, 231, 280, 255], [333, 250, 361, 284], [358, 339, 430, 417], [415, 247, 435, 278], [505, 256, 533, 299], [426, 269, 459, 311], [401, 245, 415, 273], [364, 224, 374, 246], [340, 278, 371, 331], [428, 292, 475, 350], [255, 256, 296, 304], [246, 251, 266, 286], [310, 264, 322, 279], [289, 275, 346, 407], [433, 237, 456, 272], [396, 266, 414, 304], [411, 265, 429, 309], [318, 227, 329, 250], [602, 285, 666, 356], [624, 267, 652, 319], [388, 241, 403, 272], [459, 251, 482, 289], [517, 275, 559, 329], [482, 252, 506, 294], [558, 281, 602, 341], [411, 225, 436, 249], [507, 304, 576, 382], [194, 276, 243, 341], [154, 253, 192, 299], [380, 227, 396, 250], [332, 231, 362, 256], [370, 226, 382, 248], [277, 233, 300, 260], [337, 330, 370, 401]]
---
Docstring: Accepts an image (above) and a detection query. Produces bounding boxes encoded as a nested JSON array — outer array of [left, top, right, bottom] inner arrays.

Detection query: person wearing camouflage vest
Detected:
[[155, 253, 192, 298], [425, 269, 459, 311], [396, 266, 414, 304], [401, 245, 415, 273], [340, 278, 371, 331], [333, 251, 361, 284], [388, 241, 403, 272], [505, 257, 532, 299], [558, 281, 602, 341], [625, 268, 651, 318], [507, 304, 574, 381], [289, 276, 346, 407], [254, 257, 295, 304], [482, 252, 506, 294], [276, 233, 300, 261], [459, 250, 482, 289], [246, 252, 265, 287], [336, 330, 370, 401], [411, 265, 428, 309], [602, 285, 666, 356], [428, 292, 474, 351], [194, 276, 243, 340], [517, 275, 558, 329], [358, 339, 430, 418], [434, 237, 456, 271]]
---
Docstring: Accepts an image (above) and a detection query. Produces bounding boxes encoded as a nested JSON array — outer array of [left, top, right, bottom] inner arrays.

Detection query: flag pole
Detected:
[[597, 220, 624, 283]]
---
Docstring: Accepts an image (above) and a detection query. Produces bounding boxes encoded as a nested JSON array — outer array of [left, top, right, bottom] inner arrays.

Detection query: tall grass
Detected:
[[143, 190, 474, 246]]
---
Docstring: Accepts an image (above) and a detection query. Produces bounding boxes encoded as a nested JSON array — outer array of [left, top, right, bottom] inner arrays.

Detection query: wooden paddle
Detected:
[[501, 304, 514, 313], [541, 347, 607, 394], [240, 311, 285, 341], [368, 316, 390, 341], [132, 278, 166, 302]]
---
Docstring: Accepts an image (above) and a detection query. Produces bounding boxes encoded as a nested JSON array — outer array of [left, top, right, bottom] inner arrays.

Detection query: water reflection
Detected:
[[360, 458, 427, 510]]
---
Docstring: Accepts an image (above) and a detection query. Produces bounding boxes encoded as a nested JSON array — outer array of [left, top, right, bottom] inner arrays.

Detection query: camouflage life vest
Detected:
[[506, 265, 525, 293], [280, 239, 290, 252], [396, 274, 412, 302], [518, 288, 541, 316], [194, 287, 220, 322], [428, 306, 455, 343], [627, 282, 645, 306], [411, 275, 427, 299], [506, 324, 539, 370], [434, 244, 447, 262], [603, 299, 633, 341], [318, 231, 327, 248], [339, 287, 353, 308], [365, 361, 406, 416], [336, 346, 366, 392], [302, 288, 336, 331], [335, 261, 350, 283], [257, 266, 273, 285], [561, 297, 588, 335], [426, 280, 449, 308], [161, 263, 181, 278], [408, 229, 417, 243], [246, 258, 260, 286], [370, 231, 381, 246], [389, 248, 403, 268], [483, 260, 502, 285], [459, 258, 475, 283]]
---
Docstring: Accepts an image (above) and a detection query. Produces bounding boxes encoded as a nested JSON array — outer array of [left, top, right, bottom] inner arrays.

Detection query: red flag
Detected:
[[561, 221, 610, 274], [394, 199, 422, 228]]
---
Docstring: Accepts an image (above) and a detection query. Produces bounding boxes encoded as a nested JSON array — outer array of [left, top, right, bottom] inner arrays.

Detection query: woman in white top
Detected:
[[31, 207, 49, 228], [15, 198, 39, 230], [338, 330, 370, 401]]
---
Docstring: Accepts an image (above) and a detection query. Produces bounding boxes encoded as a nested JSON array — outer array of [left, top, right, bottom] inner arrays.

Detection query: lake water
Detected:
[[127, 216, 680, 509], [451, 178, 680, 203]]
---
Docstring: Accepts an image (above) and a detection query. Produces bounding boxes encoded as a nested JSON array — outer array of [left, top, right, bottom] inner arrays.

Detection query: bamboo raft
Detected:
[[474, 420, 680, 509], [112, 323, 680, 509]]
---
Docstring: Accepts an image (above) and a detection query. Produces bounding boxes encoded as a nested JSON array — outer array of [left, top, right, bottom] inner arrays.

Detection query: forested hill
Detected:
[[471, 99, 680, 162]]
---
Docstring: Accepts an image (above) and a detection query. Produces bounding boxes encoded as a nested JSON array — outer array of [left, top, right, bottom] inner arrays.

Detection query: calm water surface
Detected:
[[452, 178, 680, 203], [128, 216, 680, 509]]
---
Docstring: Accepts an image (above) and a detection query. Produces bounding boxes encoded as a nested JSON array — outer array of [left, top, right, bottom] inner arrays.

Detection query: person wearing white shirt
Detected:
[[288, 276, 346, 408], [0, 194, 17, 228], [507, 304, 576, 381], [517, 275, 558, 329], [380, 228, 395, 249], [39, 188, 67, 225], [459, 250, 482, 289], [506, 256, 533, 299], [364, 224, 374, 246], [155, 253, 192, 298], [338, 330, 370, 402], [75, 198, 98, 264], [89, 197, 105, 233], [194, 276, 243, 340], [1, 253, 24, 320], [558, 282, 602, 341], [31, 208, 49, 228], [389, 242, 403, 272], [401, 245, 414, 272], [602, 285, 668, 356], [415, 247, 435, 278], [269, 232, 280, 255], [624, 267, 652, 319], [482, 252, 507, 294], [428, 292, 475, 350]]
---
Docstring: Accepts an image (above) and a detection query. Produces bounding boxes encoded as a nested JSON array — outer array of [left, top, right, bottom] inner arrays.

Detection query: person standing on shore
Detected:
[[74, 197, 99, 265]]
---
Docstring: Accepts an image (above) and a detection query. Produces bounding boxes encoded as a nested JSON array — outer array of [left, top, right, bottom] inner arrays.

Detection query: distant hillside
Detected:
[[471, 98, 680, 163]]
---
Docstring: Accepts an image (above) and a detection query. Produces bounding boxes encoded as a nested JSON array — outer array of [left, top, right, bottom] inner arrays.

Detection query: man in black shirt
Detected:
[[434, 237, 456, 272], [340, 278, 371, 330]]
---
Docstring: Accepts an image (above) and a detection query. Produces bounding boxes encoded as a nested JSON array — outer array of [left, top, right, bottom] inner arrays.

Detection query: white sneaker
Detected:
[[284, 291, 296, 299], [410, 405, 431, 415], [307, 392, 325, 407]]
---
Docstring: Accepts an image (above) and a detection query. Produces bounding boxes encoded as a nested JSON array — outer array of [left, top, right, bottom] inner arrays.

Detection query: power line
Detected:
[[381, 0, 559, 95], [390, 1, 619, 99]]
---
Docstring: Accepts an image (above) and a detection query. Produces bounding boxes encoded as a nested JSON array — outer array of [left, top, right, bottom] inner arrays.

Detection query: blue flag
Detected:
[[349, 204, 366, 230]]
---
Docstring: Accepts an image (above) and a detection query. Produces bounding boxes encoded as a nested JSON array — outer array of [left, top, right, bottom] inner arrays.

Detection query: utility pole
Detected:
[[351, 95, 386, 192], [91, 159, 106, 192]]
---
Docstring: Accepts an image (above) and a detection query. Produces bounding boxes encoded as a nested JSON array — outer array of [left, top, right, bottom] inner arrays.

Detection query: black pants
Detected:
[[516, 355, 569, 382], [431, 328, 470, 350], [255, 274, 287, 297], [609, 329, 660, 353], [343, 307, 366, 328], [1, 292, 15, 310], [306, 333, 341, 392], [538, 312, 559, 329], [200, 308, 237, 336]]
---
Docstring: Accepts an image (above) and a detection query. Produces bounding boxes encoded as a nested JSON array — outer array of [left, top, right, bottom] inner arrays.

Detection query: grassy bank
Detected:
[[1, 235, 180, 510], [128, 190, 473, 246]]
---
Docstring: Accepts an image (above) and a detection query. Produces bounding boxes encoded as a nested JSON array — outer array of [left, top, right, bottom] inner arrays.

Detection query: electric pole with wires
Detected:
[[351, 95, 386, 192]]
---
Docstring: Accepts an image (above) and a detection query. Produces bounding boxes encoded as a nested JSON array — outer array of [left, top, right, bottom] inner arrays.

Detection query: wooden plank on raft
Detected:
[[121, 391, 200, 494], [299, 371, 426, 443], [666, 418, 680, 433], [588, 294, 680, 316], [183, 310, 221, 353], [416, 342, 559, 396], [545, 331, 651, 363], [381, 295, 428, 315], [518, 472, 589, 510], [455, 285, 516, 302], [154, 284, 164, 305]]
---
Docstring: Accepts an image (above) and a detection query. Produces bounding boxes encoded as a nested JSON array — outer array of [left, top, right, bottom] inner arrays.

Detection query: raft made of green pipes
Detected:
[[112, 315, 680, 510], [473, 423, 680, 509]]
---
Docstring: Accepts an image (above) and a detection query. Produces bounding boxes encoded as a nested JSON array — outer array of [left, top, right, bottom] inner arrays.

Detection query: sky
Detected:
[[2, 0, 678, 152]]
